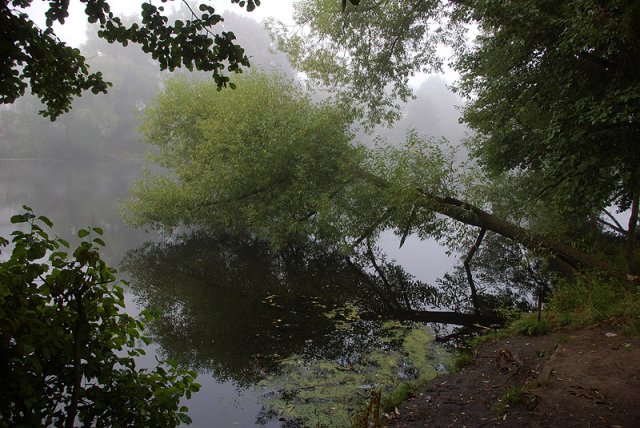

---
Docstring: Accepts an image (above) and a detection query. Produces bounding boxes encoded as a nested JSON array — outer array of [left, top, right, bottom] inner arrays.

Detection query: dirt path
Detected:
[[389, 327, 640, 427]]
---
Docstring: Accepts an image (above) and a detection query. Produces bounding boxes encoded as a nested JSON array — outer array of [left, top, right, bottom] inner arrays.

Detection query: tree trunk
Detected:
[[627, 191, 639, 274], [464, 228, 485, 313], [353, 168, 639, 283], [360, 309, 502, 326], [66, 291, 86, 428]]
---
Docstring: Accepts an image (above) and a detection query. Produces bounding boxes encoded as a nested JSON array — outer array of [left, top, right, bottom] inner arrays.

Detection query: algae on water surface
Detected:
[[256, 321, 451, 427]]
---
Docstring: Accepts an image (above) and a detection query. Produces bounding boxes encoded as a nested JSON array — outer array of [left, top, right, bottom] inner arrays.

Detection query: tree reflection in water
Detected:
[[123, 232, 502, 425], [123, 233, 441, 384]]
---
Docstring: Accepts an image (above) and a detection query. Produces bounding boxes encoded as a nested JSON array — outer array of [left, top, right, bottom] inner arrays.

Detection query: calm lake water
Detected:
[[1, 158, 455, 427]]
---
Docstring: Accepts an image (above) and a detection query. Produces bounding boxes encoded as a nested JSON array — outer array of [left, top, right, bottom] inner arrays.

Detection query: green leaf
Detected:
[[10, 214, 25, 224], [50, 251, 68, 260], [178, 413, 192, 424], [38, 215, 54, 228], [78, 229, 90, 238]]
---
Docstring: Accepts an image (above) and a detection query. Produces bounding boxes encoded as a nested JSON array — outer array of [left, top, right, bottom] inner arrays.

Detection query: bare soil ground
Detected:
[[388, 326, 640, 427]]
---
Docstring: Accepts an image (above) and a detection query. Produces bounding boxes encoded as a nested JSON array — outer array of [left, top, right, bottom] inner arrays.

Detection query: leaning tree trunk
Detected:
[[464, 228, 485, 313], [354, 168, 639, 284], [627, 190, 639, 274]]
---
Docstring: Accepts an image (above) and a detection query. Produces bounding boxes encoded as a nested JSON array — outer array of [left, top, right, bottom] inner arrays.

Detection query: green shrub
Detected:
[[0, 207, 199, 427]]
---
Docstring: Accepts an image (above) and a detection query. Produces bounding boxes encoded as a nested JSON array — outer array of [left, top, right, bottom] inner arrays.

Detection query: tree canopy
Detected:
[[1, 0, 259, 119], [125, 72, 378, 248], [1, 8, 294, 160], [458, 1, 640, 214], [267, 0, 457, 126]]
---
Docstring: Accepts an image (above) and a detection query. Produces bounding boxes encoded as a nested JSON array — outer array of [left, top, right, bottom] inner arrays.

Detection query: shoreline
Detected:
[[387, 326, 640, 427]]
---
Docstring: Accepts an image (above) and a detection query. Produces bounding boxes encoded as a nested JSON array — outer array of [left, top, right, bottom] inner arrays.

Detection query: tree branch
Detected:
[[351, 206, 396, 248], [598, 217, 627, 236], [463, 227, 485, 313], [627, 190, 639, 273], [344, 256, 402, 311], [601, 209, 627, 235]]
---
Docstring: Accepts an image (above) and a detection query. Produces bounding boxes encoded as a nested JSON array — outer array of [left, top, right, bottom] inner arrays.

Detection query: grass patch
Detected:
[[488, 276, 640, 339], [468, 328, 511, 347], [381, 383, 414, 412], [453, 350, 475, 372], [509, 315, 550, 336], [548, 276, 640, 334], [492, 385, 526, 416]]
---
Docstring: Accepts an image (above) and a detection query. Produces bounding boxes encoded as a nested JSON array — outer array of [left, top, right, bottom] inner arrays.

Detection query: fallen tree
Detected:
[[352, 168, 638, 283]]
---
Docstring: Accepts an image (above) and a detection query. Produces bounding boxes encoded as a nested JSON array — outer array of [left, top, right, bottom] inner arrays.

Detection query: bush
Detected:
[[0, 207, 199, 427]]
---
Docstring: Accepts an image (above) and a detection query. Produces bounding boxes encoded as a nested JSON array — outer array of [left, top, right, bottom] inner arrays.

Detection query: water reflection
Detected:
[[124, 233, 432, 383], [123, 233, 453, 425]]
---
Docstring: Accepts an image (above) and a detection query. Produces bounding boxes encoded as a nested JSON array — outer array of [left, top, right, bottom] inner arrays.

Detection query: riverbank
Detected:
[[387, 325, 640, 427]]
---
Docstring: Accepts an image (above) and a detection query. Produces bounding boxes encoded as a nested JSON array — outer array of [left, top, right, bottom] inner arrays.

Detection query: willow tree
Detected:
[[126, 73, 373, 248], [125, 72, 634, 283]]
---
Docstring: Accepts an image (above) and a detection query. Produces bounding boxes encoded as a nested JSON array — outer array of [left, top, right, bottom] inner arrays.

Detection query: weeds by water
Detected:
[[381, 383, 414, 412], [352, 390, 382, 428], [352, 383, 414, 428], [487, 276, 640, 338], [548, 276, 640, 334], [453, 350, 475, 371], [509, 316, 550, 336]]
